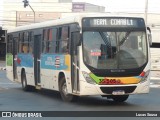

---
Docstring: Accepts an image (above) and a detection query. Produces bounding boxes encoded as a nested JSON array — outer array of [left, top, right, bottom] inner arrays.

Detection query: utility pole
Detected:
[[22, 0, 35, 23], [145, 0, 148, 25]]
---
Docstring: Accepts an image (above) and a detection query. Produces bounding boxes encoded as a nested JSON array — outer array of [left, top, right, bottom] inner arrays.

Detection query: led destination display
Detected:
[[82, 17, 145, 28]]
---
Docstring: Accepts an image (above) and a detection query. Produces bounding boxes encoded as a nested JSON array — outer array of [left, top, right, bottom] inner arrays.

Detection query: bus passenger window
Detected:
[[7, 35, 13, 54], [42, 29, 48, 53], [22, 45, 28, 53], [48, 29, 52, 53], [42, 28, 57, 53], [29, 31, 33, 53], [23, 32, 29, 53], [61, 26, 69, 53], [48, 28, 57, 53], [56, 27, 62, 53], [19, 33, 24, 53]]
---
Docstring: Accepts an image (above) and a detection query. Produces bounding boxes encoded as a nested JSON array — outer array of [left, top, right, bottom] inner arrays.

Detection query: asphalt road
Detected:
[[0, 70, 160, 120]]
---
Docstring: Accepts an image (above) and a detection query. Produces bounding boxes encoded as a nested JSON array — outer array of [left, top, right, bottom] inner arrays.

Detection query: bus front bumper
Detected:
[[79, 80, 150, 96]]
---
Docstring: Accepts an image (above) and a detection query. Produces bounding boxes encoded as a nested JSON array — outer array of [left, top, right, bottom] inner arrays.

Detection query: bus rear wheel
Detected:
[[111, 95, 129, 102], [59, 77, 78, 102], [21, 71, 33, 91]]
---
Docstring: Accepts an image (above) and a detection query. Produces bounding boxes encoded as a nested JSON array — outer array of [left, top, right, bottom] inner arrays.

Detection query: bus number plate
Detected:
[[112, 90, 125, 95]]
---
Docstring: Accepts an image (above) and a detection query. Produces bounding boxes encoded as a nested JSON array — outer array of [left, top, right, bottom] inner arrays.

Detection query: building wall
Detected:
[[16, 11, 61, 26], [72, 2, 105, 12], [85, 3, 105, 12], [2, 0, 107, 29], [2, 0, 72, 29]]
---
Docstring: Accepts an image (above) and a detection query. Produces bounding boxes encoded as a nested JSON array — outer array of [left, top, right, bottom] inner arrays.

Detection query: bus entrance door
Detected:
[[33, 31, 42, 89], [71, 31, 80, 93], [13, 37, 18, 81]]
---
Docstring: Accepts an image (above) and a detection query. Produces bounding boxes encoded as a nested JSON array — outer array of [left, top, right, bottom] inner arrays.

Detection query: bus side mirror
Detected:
[[147, 27, 152, 46], [148, 34, 152, 46], [72, 32, 81, 46]]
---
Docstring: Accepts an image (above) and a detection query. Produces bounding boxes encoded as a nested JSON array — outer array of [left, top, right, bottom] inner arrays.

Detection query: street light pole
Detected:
[[28, 4, 35, 23], [22, 0, 35, 23], [145, 0, 148, 24]]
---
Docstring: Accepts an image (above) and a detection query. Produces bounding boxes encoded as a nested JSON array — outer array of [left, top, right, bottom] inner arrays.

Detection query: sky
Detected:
[[73, 0, 160, 13], [1, 0, 160, 13]]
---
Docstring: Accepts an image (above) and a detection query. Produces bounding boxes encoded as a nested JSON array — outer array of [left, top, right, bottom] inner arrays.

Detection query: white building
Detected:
[[2, 0, 105, 29]]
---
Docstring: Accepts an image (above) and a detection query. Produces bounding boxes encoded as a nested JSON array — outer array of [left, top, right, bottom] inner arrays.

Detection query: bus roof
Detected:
[[8, 16, 81, 33], [7, 13, 144, 33]]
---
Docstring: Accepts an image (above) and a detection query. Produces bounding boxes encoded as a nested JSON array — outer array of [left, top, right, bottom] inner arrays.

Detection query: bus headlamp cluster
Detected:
[[82, 71, 96, 84], [140, 70, 150, 83]]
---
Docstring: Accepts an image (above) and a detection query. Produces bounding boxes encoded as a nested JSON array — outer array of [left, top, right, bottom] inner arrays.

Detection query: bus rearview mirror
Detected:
[[147, 27, 152, 46], [72, 32, 81, 46], [148, 34, 152, 46]]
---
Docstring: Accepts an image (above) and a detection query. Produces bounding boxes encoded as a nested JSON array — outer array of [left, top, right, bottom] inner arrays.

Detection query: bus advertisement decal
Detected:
[[41, 54, 69, 70], [17, 54, 33, 67], [6, 53, 13, 66]]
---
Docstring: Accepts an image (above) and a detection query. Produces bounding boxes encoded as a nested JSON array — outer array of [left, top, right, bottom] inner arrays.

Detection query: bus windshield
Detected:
[[83, 31, 147, 69]]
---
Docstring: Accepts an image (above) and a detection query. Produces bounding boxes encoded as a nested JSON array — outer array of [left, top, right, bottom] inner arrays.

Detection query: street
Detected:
[[0, 70, 160, 112]]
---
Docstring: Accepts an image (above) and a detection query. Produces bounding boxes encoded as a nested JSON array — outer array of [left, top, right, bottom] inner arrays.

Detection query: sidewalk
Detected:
[[150, 71, 160, 80]]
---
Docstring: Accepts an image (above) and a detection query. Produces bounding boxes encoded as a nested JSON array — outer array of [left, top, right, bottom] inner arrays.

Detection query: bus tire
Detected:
[[112, 95, 129, 102], [21, 71, 33, 91], [59, 77, 78, 102]]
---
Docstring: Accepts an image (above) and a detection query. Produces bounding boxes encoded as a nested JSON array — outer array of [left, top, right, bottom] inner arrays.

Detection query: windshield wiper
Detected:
[[119, 32, 131, 46], [99, 32, 111, 48]]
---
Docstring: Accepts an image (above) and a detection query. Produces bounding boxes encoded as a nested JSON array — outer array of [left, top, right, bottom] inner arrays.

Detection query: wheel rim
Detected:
[[62, 82, 68, 96], [22, 76, 26, 88]]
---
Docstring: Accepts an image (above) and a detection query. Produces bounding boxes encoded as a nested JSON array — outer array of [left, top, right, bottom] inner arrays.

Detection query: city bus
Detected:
[[6, 15, 152, 102]]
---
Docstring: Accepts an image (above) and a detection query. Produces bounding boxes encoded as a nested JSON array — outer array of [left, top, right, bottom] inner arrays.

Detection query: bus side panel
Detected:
[[40, 54, 72, 93], [6, 53, 14, 81], [16, 53, 35, 86]]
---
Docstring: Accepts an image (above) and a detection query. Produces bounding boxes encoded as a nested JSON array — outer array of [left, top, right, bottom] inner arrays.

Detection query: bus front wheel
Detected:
[[59, 77, 78, 102], [111, 95, 129, 102]]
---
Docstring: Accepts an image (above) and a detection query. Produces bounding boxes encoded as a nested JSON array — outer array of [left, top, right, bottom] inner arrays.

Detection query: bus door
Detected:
[[13, 36, 18, 80], [33, 30, 42, 87], [70, 24, 80, 93]]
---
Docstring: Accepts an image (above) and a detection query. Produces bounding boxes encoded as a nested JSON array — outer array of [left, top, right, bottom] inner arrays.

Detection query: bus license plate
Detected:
[[112, 90, 125, 95]]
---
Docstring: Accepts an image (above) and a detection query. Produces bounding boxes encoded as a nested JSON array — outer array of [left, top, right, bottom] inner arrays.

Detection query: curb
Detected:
[[151, 77, 160, 80], [0, 67, 6, 70]]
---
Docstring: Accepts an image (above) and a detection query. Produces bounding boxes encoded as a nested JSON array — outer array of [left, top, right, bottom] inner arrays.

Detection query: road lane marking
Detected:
[[150, 84, 160, 88], [0, 82, 17, 84]]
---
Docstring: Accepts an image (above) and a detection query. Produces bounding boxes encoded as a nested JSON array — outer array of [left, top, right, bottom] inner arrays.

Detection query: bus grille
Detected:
[[100, 86, 137, 94]]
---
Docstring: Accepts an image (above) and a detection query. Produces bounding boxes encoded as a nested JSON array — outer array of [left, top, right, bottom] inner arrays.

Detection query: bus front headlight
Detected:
[[140, 70, 150, 83], [82, 71, 96, 84]]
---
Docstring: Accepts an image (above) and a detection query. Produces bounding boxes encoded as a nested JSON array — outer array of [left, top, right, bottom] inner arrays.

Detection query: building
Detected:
[[2, 0, 72, 29], [2, 0, 105, 29], [72, 2, 105, 12]]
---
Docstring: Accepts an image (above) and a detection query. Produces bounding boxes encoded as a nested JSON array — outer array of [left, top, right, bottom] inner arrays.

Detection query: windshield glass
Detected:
[[83, 31, 147, 69]]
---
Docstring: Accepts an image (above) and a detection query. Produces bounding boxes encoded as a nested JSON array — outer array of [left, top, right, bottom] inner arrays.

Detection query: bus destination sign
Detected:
[[82, 17, 145, 28], [93, 19, 134, 26]]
